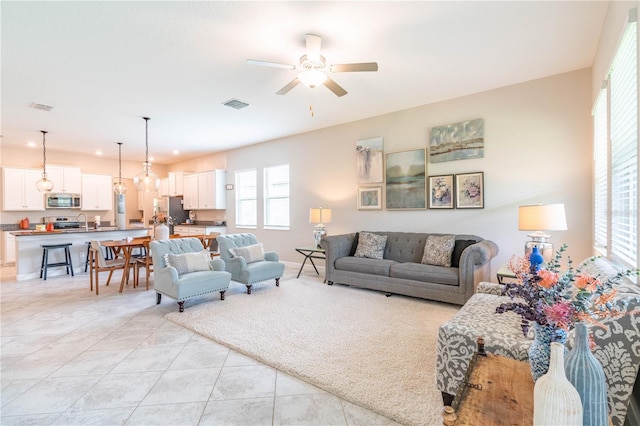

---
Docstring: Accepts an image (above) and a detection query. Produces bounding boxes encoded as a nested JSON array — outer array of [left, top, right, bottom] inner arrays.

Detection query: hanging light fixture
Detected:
[[113, 142, 127, 195], [134, 116, 159, 192], [35, 130, 54, 192]]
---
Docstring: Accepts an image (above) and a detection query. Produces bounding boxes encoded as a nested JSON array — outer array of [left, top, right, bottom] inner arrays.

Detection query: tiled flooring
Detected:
[[0, 264, 399, 425]]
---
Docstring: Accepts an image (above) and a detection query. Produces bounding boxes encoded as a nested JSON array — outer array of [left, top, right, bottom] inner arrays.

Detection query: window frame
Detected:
[[263, 164, 290, 230]]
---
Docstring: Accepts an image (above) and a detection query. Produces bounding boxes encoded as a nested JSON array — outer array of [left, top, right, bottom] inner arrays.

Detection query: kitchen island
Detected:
[[11, 228, 150, 281]]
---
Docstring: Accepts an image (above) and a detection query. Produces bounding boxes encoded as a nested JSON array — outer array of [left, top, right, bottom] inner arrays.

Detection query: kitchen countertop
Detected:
[[10, 227, 150, 237]]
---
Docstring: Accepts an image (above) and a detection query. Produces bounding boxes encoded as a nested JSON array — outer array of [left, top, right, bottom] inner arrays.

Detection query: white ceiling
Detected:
[[1, 1, 608, 165]]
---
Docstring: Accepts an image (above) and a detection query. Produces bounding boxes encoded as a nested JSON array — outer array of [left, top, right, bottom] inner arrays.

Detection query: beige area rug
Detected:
[[166, 276, 459, 426]]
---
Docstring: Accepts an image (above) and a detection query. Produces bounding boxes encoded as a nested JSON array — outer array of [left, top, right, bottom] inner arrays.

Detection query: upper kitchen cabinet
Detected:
[[47, 166, 82, 193], [182, 173, 199, 210], [158, 178, 169, 197], [2, 167, 45, 211], [81, 174, 113, 211], [198, 170, 226, 209], [168, 171, 185, 196], [183, 170, 226, 210]]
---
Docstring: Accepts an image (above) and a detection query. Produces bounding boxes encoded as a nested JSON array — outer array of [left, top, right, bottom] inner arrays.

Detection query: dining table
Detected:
[[100, 236, 151, 293]]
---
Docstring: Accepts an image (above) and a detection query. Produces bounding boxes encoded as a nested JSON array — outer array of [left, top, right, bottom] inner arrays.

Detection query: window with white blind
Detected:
[[593, 14, 637, 268], [235, 169, 257, 228], [264, 164, 290, 229]]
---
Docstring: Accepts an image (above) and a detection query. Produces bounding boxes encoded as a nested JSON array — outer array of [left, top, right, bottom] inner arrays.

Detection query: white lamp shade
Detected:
[[309, 207, 332, 224], [518, 203, 567, 231]]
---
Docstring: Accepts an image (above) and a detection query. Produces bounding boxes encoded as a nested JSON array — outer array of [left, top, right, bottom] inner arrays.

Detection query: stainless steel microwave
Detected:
[[45, 193, 81, 209]]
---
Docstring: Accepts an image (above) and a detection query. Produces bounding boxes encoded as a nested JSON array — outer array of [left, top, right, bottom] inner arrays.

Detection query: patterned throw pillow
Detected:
[[421, 235, 456, 267], [354, 232, 387, 259], [164, 250, 211, 275], [229, 243, 265, 263]]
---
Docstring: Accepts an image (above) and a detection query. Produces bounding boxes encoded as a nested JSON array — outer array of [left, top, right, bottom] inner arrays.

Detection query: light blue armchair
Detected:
[[149, 237, 231, 312], [216, 233, 285, 294]]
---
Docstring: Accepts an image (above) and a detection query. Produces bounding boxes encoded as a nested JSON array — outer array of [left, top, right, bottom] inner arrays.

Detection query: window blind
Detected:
[[609, 20, 637, 267], [235, 169, 257, 228], [593, 89, 608, 253]]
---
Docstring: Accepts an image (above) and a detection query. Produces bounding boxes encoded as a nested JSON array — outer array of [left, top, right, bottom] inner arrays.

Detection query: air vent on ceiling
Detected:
[[222, 99, 251, 110], [29, 102, 54, 112]]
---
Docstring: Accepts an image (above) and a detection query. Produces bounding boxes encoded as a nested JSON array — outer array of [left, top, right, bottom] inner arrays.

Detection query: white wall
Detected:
[[219, 69, 593, 272]]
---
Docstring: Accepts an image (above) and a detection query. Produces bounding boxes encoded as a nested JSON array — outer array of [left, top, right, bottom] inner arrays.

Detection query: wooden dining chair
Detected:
[[134, 239, 153, 290], [89, 240, 127, 295]]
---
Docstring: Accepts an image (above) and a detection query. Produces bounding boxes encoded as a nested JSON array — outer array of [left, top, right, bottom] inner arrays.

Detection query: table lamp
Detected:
[[518, 203, 567, 262], [309, 207, 332, 248]]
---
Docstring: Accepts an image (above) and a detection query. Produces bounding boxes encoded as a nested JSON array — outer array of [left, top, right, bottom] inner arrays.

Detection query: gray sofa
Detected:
[[320, 231, 498, 305]]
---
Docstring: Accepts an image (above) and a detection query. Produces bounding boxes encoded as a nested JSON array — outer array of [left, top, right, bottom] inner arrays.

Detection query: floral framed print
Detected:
[[455, 172, 484, 209], [428, 174, 454, 209], [385, 148, 426, 210], [357, 186, 382, 210]]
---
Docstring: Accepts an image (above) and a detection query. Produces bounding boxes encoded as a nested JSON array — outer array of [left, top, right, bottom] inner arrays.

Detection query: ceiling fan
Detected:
[[247, 34, 378, 97]]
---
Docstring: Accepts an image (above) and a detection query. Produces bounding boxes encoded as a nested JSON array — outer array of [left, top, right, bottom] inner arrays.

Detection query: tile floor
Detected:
[[1, 263, 399, 425]]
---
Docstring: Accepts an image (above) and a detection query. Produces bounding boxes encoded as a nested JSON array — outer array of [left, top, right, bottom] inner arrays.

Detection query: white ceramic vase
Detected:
[[155, 223, 169, 240], [533, 342, 583, 426]]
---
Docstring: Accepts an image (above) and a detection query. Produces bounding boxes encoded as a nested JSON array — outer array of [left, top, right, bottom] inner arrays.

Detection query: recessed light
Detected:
[[96, 151, 103, 156], [172, 150, 179, 155], [27, 141, 36, 148]]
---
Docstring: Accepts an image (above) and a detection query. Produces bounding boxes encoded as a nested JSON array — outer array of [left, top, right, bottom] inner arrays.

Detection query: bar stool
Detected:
[[40, 243, 74, 280]]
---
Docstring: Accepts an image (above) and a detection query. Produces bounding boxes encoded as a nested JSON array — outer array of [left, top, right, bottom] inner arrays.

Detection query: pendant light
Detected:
[[35, 130, 54, 192], [134, 116, 159, 192], [113, 142, 127, 195]]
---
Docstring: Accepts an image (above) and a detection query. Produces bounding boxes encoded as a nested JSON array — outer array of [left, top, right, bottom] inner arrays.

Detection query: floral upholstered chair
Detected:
[[216, 233, 285, 294], [436, 257, 640, 426]]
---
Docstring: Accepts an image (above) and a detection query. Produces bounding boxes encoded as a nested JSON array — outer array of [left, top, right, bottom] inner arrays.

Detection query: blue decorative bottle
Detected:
[[529, 246, 544, 271], [564, 323, 608, 426]]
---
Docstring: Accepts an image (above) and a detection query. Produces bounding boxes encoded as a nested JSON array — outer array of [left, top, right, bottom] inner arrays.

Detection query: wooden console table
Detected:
[[442, 338, 534, 425]]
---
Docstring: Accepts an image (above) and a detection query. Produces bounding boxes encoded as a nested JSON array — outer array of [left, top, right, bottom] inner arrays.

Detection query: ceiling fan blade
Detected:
[[276, 78, 300, 95], [331, 62, 379, 73], [246, 59, 295, 70], [306, 34, 322, 62], [323, 78, 347, 97]]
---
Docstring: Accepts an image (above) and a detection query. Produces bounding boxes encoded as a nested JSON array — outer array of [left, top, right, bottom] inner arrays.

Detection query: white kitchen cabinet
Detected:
[[168, 171, 185, 196], [173, 225, 226, 237], [2, 167, 45, 211], [182, 174, 199, 210], [47, 166, 82, 193], [158, 178, 169, 197], [81, 174, 113, 211], [197, 170, 226, 209], [4, 231, 16, 264]]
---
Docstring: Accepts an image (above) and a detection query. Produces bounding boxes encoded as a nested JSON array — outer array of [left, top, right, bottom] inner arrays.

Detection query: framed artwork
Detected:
[[356, 137, 384, 184], [455, 172, 484, 209], [428, 174, 454, 209], [357, 186, 382, 210], [385, 148, 426, 210], [429, 118, 484, 163]]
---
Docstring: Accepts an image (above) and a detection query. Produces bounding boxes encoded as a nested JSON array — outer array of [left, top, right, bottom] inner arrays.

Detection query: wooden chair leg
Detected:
[[89, 251, 94, 292], [106, 270, 114, 286], [94, 266, 99, 295]]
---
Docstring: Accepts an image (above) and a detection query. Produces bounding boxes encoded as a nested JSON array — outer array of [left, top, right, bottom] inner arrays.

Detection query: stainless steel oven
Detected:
[[45, 193, 81, 209]]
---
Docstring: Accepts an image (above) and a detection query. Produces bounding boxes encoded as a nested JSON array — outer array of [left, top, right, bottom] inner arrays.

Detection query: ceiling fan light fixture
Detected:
[[298, 69, 327, 88]]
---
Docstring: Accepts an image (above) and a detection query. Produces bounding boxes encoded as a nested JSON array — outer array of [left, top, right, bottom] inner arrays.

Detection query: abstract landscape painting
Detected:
[[429, 118, 484, 163], [385, 148, 426, 209], [356, 137, 384, 184]]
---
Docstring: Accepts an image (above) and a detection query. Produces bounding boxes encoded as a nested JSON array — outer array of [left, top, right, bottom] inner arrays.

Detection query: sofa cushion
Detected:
[[421, 234, 456, 267], [354, 231, 387, 259], [390, 262, 459, 286], [164, 250, 211, 276], [229, 243, 265, 263], [335, 256, 397, 276], [451, 239, 476, 267]]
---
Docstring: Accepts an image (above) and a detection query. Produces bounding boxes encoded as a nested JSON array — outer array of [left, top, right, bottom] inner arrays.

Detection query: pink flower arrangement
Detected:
[[496, 244, 638, 336]]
